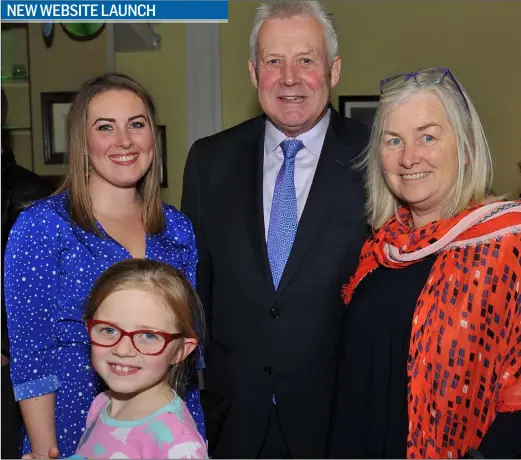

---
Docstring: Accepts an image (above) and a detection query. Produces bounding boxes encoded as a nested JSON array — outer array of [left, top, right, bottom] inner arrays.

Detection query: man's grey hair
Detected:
[[249, 1, 339, 66]]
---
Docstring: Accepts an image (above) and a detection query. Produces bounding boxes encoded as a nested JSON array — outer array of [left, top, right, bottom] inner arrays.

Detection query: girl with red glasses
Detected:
[[25, 259, 208, 459]]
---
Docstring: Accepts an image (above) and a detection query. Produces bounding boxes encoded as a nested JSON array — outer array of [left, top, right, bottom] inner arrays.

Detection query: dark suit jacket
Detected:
[[181, 108, 370, 458]]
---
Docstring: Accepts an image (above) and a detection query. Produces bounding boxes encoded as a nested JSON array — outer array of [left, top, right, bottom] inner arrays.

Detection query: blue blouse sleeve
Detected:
[[182, 218, 198, 289], [181, 214, 205, 370], [4, 209, 62, 401], [163, 206, 204, 370]]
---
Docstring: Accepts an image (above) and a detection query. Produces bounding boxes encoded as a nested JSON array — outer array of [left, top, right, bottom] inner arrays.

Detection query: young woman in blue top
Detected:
[[4, 73, 205, 458]]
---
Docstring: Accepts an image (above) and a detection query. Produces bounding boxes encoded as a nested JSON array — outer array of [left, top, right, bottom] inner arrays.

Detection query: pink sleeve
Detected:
[[85, 392, 109, 427], [157, 432, 208, 459]]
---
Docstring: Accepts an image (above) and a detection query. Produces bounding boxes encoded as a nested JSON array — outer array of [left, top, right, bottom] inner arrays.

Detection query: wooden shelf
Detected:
[[1, 23, 28, 30], [1, 76, 29, 85], [6, 127, 31, 133]]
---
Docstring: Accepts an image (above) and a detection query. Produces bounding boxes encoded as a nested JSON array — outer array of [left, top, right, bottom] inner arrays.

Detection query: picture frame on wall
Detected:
[[41, 91, 76, 164], [157, 124, 168, 188], [339, 95, 380, 128]]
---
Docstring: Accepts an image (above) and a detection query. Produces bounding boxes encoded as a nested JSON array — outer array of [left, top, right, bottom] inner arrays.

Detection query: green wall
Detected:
[[116, 24, 188, 207]]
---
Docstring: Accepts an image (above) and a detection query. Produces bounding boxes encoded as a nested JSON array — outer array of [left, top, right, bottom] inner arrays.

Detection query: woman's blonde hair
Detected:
[[55, 72, 164, 235], [362, 68, 493, 229], [85, 259, 206, 397]]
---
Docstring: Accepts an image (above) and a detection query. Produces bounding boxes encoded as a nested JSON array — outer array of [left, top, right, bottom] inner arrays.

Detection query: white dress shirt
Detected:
[[263, 110, 331, 240]]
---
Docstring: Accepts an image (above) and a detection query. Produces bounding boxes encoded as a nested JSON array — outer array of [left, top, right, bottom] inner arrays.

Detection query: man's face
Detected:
[[249, 15, 341, 137]]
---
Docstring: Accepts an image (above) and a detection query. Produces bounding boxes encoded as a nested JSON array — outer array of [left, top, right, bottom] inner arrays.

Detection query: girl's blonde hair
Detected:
[[85, 259, 206, 397], [55, 72, 165, 235], [361, 68, 493, 229]]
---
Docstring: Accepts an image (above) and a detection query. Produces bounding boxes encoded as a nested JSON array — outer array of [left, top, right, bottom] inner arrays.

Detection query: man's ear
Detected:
[[329, 56, 341, 89], [248, 59, 258, 89], [171, 338, 198, 365]]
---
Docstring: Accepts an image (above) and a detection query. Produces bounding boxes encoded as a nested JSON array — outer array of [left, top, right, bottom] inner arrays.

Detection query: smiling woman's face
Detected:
[[86, 89, 154, 189], [380, 91, 460, 225]]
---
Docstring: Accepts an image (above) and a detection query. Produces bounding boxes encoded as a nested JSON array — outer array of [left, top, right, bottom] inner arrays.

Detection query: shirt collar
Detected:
[[264, 108, 331, 157]]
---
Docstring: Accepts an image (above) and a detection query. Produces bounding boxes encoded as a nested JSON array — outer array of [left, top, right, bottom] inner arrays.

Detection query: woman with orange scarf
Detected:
[[328, 68, 521, 459]]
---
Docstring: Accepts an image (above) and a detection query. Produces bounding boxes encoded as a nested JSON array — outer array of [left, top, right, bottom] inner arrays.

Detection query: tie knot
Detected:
[[280, 139, 304, 160]]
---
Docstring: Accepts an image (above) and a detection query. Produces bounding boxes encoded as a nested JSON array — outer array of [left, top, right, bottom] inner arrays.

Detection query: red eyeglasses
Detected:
[[86, 319, 184, 356]]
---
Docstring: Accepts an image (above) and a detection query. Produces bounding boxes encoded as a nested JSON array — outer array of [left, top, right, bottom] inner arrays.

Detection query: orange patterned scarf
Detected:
[[342, 201, 521, 458]]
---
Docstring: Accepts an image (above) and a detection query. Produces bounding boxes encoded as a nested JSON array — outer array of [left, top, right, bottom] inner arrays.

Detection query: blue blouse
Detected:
[[4, 192, 205, 457]]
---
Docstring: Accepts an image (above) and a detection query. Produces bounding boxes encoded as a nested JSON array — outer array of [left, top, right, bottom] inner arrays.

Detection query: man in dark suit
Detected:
[[181, 1, 369, 458]]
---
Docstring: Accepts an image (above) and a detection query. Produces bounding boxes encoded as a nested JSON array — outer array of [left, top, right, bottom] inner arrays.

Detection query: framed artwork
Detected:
[[41, 91, 76, 164], [157, 124, 168, 188], [339, 95, 380, 128]]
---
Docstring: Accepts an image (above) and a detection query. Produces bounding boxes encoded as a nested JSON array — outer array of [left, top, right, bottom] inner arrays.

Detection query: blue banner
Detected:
[[1, 0, 228, 22]]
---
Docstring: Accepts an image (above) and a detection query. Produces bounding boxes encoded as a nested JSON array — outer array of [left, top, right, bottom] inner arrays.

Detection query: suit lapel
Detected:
[[240, 117, 277, 295], [276, 109, 357, 294]]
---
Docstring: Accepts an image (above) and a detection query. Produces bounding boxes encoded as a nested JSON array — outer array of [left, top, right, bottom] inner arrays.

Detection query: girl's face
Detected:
[[90, 288, 197, 398]]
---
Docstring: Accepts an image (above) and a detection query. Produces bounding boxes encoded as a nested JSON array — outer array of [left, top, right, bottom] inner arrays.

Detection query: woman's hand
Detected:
[[21, 446, 60, 459]]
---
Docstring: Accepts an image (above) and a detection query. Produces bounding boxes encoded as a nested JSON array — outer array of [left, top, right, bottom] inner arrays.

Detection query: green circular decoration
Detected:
[[61, 23, 105, 41]]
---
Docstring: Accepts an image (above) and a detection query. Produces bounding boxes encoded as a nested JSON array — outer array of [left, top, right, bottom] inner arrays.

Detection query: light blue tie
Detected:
[[267, 139, 304, 290]]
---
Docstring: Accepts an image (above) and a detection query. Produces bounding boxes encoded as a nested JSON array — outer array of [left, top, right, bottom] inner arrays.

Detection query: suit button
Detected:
[[264, 366, 272, 375], [269, 307, 280, 319]]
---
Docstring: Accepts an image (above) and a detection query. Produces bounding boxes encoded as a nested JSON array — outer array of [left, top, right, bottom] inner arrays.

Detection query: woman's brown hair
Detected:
[[85, 259, 206, 396], [55, 72, 165, 235]]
